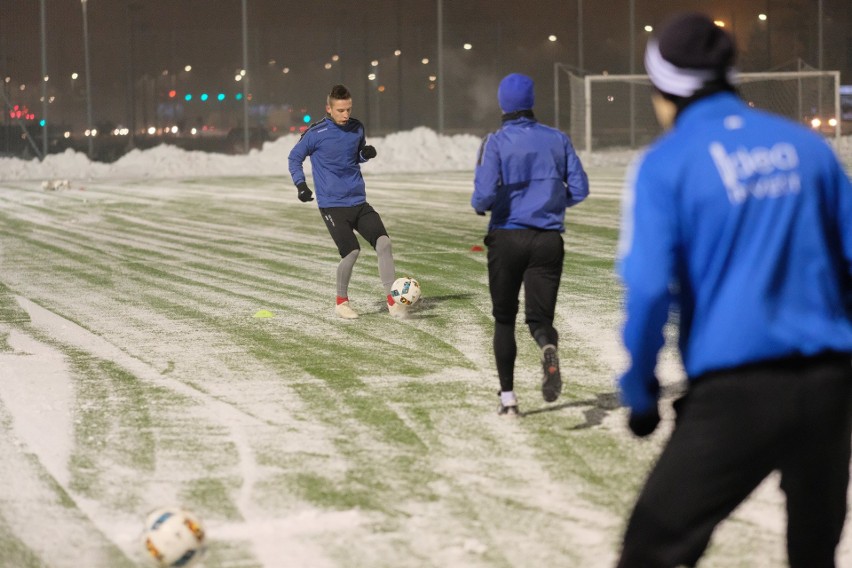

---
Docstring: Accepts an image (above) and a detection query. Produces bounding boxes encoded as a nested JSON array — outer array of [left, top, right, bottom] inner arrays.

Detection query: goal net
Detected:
[[554, 65, 841, 153]]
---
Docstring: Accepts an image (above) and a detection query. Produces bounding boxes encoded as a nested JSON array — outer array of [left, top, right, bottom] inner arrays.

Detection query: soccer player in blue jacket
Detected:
[[289, 84, 404, 319], [472, 73, 589, 416], [617, 13, 852, 567]]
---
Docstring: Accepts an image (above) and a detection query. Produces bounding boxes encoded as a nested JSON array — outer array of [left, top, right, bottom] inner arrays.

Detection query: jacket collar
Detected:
[[501, 109, 536, 123]]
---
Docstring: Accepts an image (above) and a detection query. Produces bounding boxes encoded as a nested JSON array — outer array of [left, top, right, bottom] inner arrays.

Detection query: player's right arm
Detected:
[[831, 149, 852, 303], [287, 131, 313, 187], [288, 131, 317, 202], [471, 134, 500, 214], [617, 154, 677, 424]]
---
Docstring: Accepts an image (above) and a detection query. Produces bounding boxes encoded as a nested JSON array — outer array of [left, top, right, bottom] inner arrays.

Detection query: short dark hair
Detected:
[[328, 84, 351, 104]]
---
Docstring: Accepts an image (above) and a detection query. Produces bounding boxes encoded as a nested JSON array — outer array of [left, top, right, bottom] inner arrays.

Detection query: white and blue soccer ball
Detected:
[[142, 506, 206, 567], [391, 276, 422, 306]]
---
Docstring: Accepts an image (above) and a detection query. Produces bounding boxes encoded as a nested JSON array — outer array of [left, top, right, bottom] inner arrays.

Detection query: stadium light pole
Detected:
[[577, 0, 583, 73], [81, 0, 94, 160], [241, 0, 250, 154], [436, 0, 444, 134], [40, 0, 48, 160]]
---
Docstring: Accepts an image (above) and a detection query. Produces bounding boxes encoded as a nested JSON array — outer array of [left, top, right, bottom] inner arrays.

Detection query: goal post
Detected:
[[555, 65, 841, 153]]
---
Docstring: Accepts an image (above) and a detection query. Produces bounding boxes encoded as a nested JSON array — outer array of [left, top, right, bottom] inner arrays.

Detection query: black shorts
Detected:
[[319, 202, 389, 258], [485, 228, 564, 326]]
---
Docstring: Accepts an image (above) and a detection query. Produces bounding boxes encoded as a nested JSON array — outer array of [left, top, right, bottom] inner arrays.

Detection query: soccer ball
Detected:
[[142, 507, 206, 567], [391, 276, 421, 306]]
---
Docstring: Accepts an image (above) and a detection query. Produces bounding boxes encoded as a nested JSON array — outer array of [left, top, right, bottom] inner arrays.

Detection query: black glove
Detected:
[[296, 182, 314, 202], [361, 145, 377, 159], [628, 406, 661, 438], [475, 210, 486, 216]]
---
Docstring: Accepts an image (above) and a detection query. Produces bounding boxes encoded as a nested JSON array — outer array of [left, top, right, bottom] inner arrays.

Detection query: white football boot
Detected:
[[335, 301, 359, 319]]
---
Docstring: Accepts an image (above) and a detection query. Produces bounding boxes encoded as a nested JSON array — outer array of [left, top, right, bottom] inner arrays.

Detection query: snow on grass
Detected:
[[0, 130, 851, 567]]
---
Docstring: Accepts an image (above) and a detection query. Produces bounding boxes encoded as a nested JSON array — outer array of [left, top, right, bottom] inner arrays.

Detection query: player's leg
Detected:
[[779, 356, 852, 568], [618, 371, 783, 567], [486, 230, 528, 414], [320, 207, 361, 318], [523, 231, 564, 402], [353, 203, 402, 316]]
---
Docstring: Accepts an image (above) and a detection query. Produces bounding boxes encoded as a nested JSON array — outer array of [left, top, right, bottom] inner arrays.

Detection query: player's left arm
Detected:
[[564, 137, 590, 207], [472, 134, 500, 214], [357, 125, 377, 163]]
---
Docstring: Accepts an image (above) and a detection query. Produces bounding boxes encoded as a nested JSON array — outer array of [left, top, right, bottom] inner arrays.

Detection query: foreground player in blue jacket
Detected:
[[617, 13, 852, 567], [289, 84, 404, 319], [472, 73, 589, 416]]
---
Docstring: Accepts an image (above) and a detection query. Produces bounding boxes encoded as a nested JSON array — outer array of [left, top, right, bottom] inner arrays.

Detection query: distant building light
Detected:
[[548, 35, 557, 42], [463, 43, 472, 50], [394, 49, 401, 56], [184, 65, 192, 72], [421, 58, 429, 65], [325, 63, 332, 70], [371, 60, 379, 67], [147, 126, 156, 135], [332, 54, 340, 62], [644, 25, 653, 32]]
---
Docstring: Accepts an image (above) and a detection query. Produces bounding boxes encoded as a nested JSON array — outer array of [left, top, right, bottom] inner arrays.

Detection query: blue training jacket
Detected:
[[472, 115, 589, 231], [288, 116, 371, 208], [618, 91, 852, 414]]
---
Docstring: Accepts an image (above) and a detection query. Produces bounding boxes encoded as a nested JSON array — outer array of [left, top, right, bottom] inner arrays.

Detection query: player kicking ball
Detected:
[[288, 84, 406, 319]]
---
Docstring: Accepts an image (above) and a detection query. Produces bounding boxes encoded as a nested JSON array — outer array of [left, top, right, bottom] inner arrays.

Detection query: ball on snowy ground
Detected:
[[141, 506, 206, 567], [391, 276, 422, 306]]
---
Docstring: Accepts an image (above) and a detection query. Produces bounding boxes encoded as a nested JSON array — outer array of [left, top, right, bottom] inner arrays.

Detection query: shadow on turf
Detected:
[[522, 383, 685, 429], [371, 293, 477, 318], [522, 392, 621, 428]]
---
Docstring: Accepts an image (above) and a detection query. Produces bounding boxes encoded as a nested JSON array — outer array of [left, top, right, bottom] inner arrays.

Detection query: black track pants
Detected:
[[618, 354, 852, 568], [485, 229, 564, 391]]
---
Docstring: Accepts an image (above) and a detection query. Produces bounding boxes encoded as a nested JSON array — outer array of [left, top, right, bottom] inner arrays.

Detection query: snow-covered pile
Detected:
[[2, 127, 850, 182]]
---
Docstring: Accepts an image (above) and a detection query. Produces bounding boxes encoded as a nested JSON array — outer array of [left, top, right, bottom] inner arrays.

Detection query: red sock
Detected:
[[387, 294, 395, 306], [336, 296, 349, 305]]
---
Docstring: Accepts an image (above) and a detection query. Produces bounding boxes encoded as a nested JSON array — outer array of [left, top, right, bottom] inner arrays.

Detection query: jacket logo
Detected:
[[708, 142, 801, 204]]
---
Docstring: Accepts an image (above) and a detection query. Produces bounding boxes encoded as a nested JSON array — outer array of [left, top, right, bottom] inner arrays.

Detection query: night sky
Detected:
[[1, 0, 849, 135]]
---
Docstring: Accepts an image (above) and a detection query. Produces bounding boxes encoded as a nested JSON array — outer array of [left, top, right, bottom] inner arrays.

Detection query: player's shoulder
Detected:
[[299, 117, 332, 141]]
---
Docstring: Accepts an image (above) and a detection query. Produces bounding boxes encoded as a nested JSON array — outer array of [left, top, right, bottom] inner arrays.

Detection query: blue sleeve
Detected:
[[357, 126, 370, 164], [472, 134, 500, 213], [565, 138, 589, 207], [617, 156, 677, 414], [288, 133, 312, 186], [833, 155, 852, 305]]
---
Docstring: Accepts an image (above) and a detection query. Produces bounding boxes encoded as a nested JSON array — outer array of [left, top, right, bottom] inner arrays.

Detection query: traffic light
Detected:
[[302, 113, 311, 123]]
